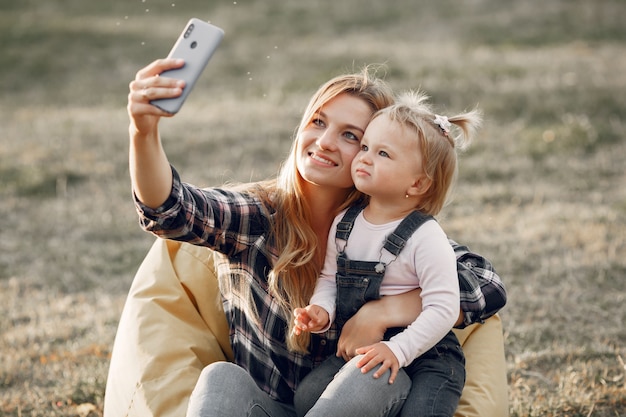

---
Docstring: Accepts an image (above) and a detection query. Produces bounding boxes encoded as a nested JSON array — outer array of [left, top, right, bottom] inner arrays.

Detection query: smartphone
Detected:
[[150, 18, 224, 114]]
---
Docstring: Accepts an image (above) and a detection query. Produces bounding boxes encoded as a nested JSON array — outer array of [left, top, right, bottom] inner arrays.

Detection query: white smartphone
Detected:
[[150, 18, 224, 114]]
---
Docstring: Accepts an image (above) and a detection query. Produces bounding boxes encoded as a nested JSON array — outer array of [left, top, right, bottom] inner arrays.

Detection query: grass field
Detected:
[[1, 0, 625, 415]]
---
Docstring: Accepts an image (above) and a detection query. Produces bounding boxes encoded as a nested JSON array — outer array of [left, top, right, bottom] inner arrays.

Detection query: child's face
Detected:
[[352, 114, 426, 201]]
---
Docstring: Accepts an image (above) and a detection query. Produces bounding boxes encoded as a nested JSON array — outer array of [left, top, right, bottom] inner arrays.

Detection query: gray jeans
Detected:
[[187, 358, 410, 417], [186, 362, 296, 417], [295, 355, 411, 417]]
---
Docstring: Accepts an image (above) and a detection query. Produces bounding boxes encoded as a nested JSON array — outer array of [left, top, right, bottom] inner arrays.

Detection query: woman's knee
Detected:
[[196, 362, 241, 388], [192, 361, 255, 406], [306, 356, 410, 417], [189, 362, 284, 417]]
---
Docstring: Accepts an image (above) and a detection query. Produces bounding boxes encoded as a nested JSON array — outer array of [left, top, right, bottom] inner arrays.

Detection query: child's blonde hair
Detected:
[[376, 90, 482, 215]]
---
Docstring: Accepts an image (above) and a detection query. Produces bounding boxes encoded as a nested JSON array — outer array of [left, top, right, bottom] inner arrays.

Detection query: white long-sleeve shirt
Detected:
[[310, 209, 460, 367]]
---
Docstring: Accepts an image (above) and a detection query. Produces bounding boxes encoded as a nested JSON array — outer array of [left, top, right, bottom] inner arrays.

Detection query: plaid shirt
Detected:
[[451, 239, 507, 327], [135, 167, 506, 404]]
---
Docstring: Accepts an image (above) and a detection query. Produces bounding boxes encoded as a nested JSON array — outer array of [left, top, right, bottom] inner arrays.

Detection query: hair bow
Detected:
[[433, 114, 451, 135]]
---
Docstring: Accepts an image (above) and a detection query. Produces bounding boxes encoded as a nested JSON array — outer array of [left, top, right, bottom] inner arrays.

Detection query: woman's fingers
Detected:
[[130, 58, 186, 103], [127, 59, 187, 134], [135, 58, 184, 81], [129, 78, 184, 102], [131, 84, 183, 104], [131, 74, 186, 92]]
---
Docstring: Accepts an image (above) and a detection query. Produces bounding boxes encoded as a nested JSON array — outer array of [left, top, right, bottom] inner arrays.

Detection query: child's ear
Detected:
[[407, 175, 432, 197]]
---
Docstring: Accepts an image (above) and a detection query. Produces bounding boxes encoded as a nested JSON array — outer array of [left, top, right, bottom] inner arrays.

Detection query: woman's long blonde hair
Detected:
[[226, 68, 394, 353]]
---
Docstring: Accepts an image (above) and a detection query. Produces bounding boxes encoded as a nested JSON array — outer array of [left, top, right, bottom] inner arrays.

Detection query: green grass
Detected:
[[1, 0, 625, 415]]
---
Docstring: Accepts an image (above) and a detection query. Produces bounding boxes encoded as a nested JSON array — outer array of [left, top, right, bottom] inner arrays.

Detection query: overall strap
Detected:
[[382, 210, 433, 257], [335, 205, 365, 242]]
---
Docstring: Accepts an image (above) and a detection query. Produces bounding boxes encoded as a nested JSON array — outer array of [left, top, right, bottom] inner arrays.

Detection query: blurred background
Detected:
[[1, 0, 625, 415]]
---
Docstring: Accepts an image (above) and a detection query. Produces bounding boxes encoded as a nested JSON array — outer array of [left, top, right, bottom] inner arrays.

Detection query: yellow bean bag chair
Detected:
[[104, 238, 508, 417]]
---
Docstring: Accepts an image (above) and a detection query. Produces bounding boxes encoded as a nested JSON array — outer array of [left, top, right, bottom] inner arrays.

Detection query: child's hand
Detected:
[[293, 305, 329, 335], [355, 342, 400, 384]]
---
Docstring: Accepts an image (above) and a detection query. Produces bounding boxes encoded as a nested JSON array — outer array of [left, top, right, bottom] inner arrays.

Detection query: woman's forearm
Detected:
[[367, 289, 423, 328], [127, 59, 186, 209], [337, 289, 424, 359], [129, 128, 173, 209]]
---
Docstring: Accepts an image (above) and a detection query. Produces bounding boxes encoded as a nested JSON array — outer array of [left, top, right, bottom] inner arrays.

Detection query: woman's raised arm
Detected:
[[128, 58, 185, 208]]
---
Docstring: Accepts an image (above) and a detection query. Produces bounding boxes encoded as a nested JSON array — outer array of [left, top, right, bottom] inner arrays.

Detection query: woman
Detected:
[[105, 58, 508, 416]]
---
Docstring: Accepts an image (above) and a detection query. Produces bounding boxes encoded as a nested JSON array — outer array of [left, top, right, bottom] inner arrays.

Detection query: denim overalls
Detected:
[[294, 205, 466, 417], [334, 205, 432, 331]]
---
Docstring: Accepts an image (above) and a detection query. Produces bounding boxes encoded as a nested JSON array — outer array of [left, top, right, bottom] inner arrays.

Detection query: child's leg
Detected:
[[400, 332, 466, 417], [304, 355, 411, 417]]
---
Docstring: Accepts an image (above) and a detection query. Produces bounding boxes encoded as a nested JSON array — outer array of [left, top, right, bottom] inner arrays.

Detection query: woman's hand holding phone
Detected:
[[150, 18, 224, 114], [128, 18, 224, 134], [128, 59, 185, 136]]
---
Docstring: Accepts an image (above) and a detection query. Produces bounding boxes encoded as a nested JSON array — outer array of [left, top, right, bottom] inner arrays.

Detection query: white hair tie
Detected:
[[433, 114, 451, 136]]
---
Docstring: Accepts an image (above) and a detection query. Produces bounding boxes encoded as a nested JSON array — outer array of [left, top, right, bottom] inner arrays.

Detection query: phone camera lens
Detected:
[[184, 24, 195, 38]]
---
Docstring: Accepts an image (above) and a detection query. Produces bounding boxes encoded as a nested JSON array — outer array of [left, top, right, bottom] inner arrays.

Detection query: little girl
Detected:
[[293, 90, 482, 417]]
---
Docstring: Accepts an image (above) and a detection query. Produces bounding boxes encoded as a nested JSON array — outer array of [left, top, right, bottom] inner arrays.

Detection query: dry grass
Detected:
[[1, 0, 625, 415]]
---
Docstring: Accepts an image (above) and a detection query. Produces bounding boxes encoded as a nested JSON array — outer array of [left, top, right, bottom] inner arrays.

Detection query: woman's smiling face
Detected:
[[296, 93, 373, 190]]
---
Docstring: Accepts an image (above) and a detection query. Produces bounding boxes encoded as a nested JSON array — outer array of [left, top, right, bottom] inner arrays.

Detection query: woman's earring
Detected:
[[405, 194, 409, 199]]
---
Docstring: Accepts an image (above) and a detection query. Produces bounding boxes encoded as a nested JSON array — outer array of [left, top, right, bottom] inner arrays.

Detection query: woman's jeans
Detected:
[[186, 362, 297, 417], [186, 360, 410, 417], [295, 331, 465, 417], [294, 355, 410, 417]]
